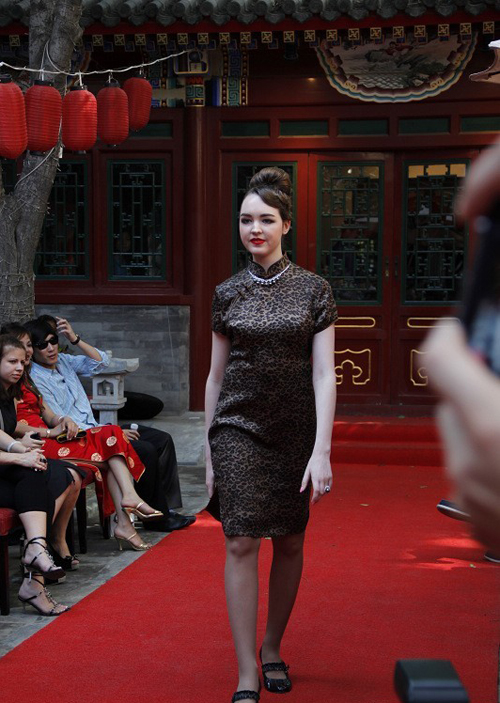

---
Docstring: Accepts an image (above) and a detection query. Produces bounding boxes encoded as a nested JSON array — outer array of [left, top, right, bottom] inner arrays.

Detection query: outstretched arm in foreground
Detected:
[[423, 321, 500, 552]]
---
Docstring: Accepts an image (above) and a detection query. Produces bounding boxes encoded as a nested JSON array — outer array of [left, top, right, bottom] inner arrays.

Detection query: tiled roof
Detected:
[[0, 0, 496, 29]]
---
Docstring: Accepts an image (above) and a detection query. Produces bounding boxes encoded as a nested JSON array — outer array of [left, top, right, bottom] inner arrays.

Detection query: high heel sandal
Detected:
[[122, 502, 164, 521], [114, 530, 151, 552], [259, 647, 292, 693], [21, 537, 66, 582], [48, 543, 80, 571], [18, 572, 70, 616], [231, 682, 261, 703]]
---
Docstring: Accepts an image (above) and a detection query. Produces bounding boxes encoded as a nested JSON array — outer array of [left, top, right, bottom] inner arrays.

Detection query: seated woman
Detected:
[[0, 334, 82, 616], [2, 323, 163, 553]]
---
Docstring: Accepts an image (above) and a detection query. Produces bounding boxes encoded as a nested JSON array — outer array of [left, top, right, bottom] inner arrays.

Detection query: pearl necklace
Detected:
[[248, 263, 291, 286]]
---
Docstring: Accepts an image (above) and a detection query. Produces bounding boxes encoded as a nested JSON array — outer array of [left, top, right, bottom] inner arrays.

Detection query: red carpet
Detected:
[[334, 416, 444, 465], [0, 464, 498, 703]]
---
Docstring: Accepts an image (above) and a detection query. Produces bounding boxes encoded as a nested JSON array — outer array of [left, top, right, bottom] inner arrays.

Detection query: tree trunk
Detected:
[[0, 0, 83, 325]]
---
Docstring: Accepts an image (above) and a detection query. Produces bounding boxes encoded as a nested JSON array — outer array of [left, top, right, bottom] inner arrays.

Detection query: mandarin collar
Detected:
[[247, 253, 289, 280]]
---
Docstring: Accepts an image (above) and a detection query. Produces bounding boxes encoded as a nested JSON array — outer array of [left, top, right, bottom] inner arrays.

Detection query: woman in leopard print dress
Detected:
[[205, 167, 337, 703]]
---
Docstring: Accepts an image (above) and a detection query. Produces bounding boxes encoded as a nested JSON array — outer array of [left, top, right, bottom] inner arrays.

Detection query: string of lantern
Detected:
[[0, 44, 188, 161]]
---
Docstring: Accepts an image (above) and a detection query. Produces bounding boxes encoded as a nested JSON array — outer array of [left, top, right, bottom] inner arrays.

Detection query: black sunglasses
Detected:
[[34, 335, 58, 350]]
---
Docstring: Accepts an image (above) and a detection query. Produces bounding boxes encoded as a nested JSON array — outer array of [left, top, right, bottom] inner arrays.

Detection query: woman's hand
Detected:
[[300, 452, 332, 504], [20, 431, 44, 450], [16, 449, 48, 471], [57, 416, 79, 440], [205, 450, 215, 498]]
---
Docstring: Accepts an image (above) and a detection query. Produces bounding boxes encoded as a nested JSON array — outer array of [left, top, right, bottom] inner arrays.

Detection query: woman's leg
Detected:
[[11, 466, 56, 575], [105, 470, 150, 550], [18, 511, 69, 614], [261, 532, 305, 678], [225, 536, 261, 698], [50, 469, 82, 560], [107, 456, 159, 516]]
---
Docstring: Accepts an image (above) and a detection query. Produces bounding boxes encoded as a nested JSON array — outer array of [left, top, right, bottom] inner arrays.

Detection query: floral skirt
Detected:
[[43, 425, 145, 519]]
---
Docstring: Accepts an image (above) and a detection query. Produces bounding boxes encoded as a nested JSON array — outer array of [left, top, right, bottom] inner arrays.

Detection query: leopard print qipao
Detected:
[[209, 254, 338, 538]]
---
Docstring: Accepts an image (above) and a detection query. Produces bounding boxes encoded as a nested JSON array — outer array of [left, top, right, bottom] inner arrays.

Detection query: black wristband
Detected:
[[71, 334, 81, 345]]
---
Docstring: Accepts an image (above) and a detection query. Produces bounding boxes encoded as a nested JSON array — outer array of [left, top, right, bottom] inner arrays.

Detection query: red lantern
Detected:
[[123, 76, 152, 132], [97, 79, 129, 146], [62, 86, 97, 152], [25, 80, 62, 153], [0, 75, 27, 160]]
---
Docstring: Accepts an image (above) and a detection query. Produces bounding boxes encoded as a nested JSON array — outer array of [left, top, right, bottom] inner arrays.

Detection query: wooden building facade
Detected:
[[1, 1, 500, 411]]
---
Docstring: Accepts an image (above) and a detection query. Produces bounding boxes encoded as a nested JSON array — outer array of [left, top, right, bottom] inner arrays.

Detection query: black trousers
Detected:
[[124, 425, 183, 512]]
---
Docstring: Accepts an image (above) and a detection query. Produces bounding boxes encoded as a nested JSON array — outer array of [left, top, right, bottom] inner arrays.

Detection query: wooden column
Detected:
[[184, 107, 210, 410]]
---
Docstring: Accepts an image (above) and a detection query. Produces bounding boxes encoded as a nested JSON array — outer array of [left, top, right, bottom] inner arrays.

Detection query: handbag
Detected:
[[56, 429, 87, 443]]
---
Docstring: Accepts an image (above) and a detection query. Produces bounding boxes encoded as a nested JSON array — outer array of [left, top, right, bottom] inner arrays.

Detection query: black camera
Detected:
[[394, 660, 469, 703]]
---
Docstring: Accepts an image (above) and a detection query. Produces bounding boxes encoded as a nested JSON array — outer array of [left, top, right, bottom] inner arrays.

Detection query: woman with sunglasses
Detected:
[[2, 322, 162, 554], [0, 334, 82, 615]]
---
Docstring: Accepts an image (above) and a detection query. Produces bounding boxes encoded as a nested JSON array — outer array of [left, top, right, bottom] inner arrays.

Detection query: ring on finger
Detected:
[[324, 485, 331, 494]]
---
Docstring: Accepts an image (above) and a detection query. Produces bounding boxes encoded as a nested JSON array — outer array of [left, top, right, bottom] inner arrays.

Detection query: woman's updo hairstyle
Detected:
[[245, 167, 292, 223]]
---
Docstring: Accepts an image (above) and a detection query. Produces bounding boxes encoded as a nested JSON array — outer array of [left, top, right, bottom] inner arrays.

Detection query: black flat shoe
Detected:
[[231, 684, 261, 702], [259, 648, 292, 693]]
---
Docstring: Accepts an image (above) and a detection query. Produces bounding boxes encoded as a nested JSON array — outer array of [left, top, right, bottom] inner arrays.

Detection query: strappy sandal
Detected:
[[122, 502, 164, 521], [259, 648, 292, 693], [21, 537, 65, 581], [114, 529, 151, 552], [18, 572, 70, 617]]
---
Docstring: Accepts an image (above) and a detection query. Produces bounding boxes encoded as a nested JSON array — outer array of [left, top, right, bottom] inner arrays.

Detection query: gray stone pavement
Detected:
[[0, 413, 207, 659]]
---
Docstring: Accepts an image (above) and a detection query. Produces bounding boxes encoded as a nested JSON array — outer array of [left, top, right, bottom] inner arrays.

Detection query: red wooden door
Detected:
[[309, 152, 396, 405], [223, 149, 475, 407], [390, 150, 476, 405]]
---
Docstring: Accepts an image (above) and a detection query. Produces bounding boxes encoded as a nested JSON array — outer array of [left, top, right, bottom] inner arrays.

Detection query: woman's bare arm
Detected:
[[300, 324, 337, 503], [204, 332, 231, 497]]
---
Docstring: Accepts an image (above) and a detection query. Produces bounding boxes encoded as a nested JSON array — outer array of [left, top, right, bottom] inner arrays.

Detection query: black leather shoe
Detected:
[[231, 690, 260, 702], [259, 648, 292, 693], [143, 511, 195, 532], [436, 499, 470, 522], [169, 510, 196, 525], [484, 551, 500, 563], [231, 681, 261, 702]]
